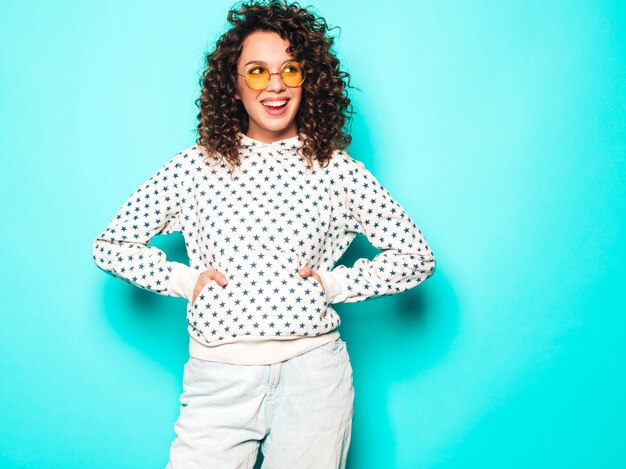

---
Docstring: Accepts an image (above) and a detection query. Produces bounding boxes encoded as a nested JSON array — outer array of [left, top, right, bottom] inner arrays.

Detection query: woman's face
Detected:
[[235, 31, 303, 143]]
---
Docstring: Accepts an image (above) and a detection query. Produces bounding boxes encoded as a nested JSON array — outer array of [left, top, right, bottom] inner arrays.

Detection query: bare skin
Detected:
[[191, 266, 325, 305]]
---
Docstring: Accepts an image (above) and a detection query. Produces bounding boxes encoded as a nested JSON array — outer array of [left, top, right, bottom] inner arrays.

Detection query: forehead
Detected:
[[238, 31, 294, 65]]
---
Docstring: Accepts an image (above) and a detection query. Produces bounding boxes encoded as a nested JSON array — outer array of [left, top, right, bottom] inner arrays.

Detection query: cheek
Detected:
[[237, 87, 258, 110], [235, 78, 254, 102], [293, 91, 303, 111]]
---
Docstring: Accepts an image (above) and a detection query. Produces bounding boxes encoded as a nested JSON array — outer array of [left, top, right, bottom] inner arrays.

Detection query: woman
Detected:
[[92, 0, 436, 467]]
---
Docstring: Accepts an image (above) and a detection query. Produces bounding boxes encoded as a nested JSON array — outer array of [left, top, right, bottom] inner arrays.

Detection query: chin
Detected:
[[258, 120, 296, 133]]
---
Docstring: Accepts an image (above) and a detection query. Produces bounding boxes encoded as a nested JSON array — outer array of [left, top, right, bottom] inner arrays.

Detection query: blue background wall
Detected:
[[1, 1, 624, 467]]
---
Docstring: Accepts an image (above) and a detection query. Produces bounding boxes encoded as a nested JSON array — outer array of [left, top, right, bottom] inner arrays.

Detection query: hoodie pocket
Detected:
[[189, 278, 217, 309], [186, 278, 218, 331], [187, 249, 331, 344], [305, 275, 328, 307]]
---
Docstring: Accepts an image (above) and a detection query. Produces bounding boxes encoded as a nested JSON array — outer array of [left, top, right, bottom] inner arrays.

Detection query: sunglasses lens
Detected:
[[242, 62, 305, 90], [245, 65, 271, 90], [281, 61, 304, 87]]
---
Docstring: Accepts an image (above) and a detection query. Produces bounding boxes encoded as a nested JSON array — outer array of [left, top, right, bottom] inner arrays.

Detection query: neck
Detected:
[[245, 125, 298, 143]]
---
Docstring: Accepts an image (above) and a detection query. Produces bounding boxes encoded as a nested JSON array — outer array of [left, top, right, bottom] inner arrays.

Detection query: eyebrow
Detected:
[[244, 59, 295, 67]]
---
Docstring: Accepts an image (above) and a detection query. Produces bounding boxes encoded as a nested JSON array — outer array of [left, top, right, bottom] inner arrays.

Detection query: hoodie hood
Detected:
[[238, 132, 302, 151]]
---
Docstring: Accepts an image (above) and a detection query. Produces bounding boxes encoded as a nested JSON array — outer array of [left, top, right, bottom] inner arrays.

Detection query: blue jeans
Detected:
[[166, 337, 355, 468]]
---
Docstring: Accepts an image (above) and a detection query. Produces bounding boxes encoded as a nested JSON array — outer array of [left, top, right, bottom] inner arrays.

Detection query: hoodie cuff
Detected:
[[167, 262, 203, 301], [317, 269, 347, 304]]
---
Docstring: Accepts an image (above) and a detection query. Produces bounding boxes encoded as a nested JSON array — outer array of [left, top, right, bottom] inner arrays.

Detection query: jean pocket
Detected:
[[316, 338, 350, 362]]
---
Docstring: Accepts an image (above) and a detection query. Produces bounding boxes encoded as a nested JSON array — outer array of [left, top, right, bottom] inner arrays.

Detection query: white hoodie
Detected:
[[92, 133, 435, 364]]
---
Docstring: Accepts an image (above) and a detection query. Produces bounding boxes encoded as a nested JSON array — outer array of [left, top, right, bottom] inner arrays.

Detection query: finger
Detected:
[[213, 270, 228, 286], [315, 273, 325, 291], [299, 266, 310, 277]]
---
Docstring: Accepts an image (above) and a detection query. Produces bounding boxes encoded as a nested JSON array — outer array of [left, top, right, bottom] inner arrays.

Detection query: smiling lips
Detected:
[[261, 98, 289, 115], [262, 99, 289, 109]]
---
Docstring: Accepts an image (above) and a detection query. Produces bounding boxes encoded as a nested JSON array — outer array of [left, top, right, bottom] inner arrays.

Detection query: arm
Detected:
[[318, 155, 436, 304], [92, 152, 201, 301]]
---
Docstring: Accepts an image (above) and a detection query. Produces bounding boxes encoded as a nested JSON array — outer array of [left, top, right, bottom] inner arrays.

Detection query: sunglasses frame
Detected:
[[236, 60, 306, 91]]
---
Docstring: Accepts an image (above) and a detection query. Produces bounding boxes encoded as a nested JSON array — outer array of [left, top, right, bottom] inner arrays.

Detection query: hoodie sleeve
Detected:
[[92, 152, 201, 301], [317, 154, 436, 304]]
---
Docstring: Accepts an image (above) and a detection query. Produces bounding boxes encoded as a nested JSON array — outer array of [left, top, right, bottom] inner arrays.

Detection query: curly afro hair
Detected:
[[195, 0, 355, 173]]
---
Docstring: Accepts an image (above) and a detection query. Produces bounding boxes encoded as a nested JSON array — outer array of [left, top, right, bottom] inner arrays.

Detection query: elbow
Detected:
[[92, 237, 108, 271], [428, 252, 436, 278], [421, 250, 436, 280], [408, 250, 436, 285]]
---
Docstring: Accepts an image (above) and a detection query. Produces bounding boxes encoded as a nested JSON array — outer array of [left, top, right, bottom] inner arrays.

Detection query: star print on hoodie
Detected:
[[92, 133, 436, 345]]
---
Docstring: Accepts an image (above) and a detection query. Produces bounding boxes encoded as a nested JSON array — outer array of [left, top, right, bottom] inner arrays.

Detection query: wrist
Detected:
[[168, 262, 203, 301], [317, 269, 345, 304]]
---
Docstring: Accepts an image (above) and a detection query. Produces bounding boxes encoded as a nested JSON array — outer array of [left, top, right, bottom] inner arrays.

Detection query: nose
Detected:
[[266, 72, 286, 92]]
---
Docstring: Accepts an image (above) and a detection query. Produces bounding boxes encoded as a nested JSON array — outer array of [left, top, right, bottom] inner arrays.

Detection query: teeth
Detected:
[[263, 100, 288, 107]]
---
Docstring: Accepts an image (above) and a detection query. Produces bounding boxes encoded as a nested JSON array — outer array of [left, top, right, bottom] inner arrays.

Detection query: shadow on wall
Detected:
[[331, 233, 458, 469], [99, 232, 193, 373], [325, 112, 456, 468]]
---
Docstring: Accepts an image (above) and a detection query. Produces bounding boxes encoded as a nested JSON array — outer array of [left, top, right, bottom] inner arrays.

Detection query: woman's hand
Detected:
[[191, 269, 228, 305], [298, 266, 326, 292]]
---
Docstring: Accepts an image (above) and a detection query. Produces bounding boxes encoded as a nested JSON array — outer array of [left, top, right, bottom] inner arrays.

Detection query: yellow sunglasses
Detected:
[[237, 61, 305, 91]]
